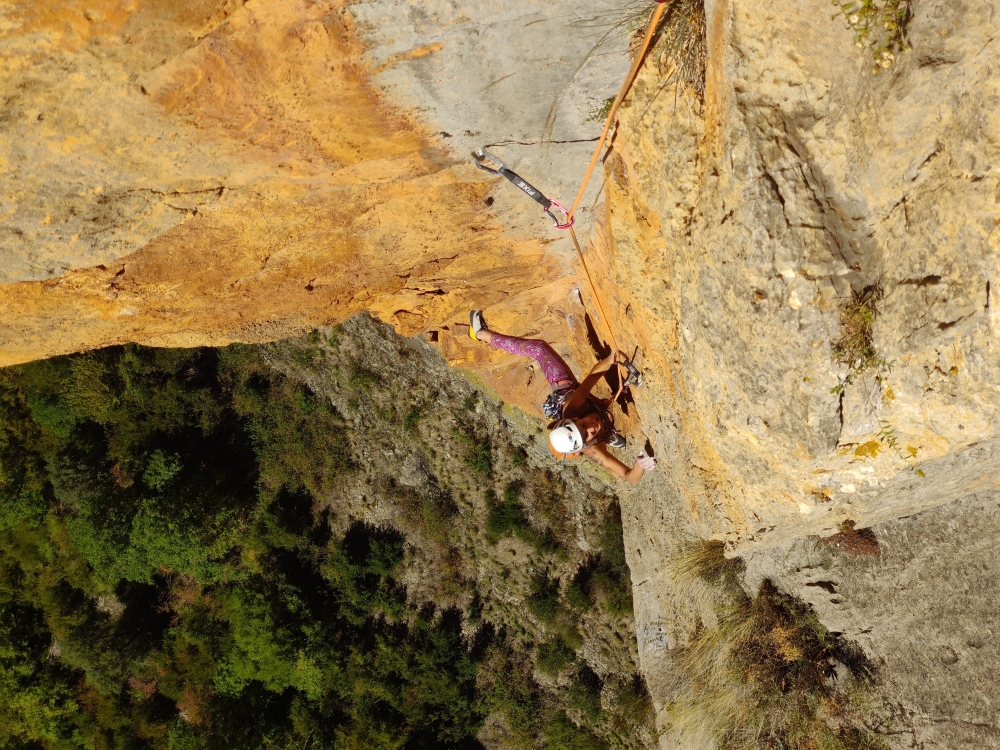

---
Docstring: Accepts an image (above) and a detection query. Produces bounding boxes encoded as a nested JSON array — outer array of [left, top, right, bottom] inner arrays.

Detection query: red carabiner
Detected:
[[546, 199, 574, 230]]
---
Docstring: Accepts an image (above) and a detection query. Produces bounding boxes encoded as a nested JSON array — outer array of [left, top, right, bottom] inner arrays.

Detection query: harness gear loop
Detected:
[[472, 149, 574, 229]]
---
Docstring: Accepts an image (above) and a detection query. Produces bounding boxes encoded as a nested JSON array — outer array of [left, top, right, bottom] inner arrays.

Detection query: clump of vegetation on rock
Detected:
[[831, 279, 890, 395], [831, 0, 911, 70], [665, 541, 892, 749]]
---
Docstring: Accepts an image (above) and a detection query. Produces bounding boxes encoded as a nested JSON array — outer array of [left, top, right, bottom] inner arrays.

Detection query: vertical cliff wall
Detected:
[[3, 0, 998, 552], [594, 0, 1000, 553]]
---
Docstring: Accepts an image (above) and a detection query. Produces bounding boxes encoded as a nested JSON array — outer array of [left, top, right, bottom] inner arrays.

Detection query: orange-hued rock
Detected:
[[0, 0, 590, 416], [3, 0, 998, 571]]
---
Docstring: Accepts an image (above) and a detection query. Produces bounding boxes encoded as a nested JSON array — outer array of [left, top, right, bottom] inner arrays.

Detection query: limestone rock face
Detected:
[[0, 0, 630, 416], [595, 0, 1000, 557], [743, 490, 1000, 749], [2, 0, 998, 552]]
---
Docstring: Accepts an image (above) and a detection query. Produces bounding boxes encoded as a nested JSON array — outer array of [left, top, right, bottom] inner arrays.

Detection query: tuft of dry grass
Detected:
[[831, 280, 889, 395], [650, 0, 707, 101], [603, 1, 707, 101], [671, 538, 745, 590], [665, 542, 892, 750], [820, 520, 881, 558]]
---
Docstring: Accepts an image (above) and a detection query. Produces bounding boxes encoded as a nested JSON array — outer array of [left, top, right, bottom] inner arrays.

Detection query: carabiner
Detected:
[[545, 199, 574, 230], [471, 148, 508, 175]]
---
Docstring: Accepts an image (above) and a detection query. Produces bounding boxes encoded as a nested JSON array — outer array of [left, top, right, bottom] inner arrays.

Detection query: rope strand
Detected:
[[564, 1, 670, 393], [567, 0, 669, 220]]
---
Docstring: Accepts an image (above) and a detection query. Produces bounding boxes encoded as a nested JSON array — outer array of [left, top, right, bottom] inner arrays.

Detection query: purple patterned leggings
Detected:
[[488, 333, 578, 387]]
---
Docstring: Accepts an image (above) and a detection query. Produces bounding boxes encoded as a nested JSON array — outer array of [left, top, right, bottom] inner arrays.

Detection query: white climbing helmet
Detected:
[[549, 419, 584, 454]]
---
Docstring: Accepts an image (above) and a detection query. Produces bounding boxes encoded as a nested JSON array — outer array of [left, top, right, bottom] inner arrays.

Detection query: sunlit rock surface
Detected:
[[2, 1, 1000, 745], [0, 0, 630, 419]]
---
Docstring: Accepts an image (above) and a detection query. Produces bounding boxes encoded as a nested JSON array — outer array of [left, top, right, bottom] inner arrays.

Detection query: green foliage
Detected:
[[143, 449, 182, 491], [536, 635, 576, 676], [0, 329, 652, 750], [452, 426, 492, 476], [557, 508, 633, 619], [831, 0, 910, 69], [0, 343, 495, 749], [320, 522, 407, 625], [485, 484, 559, 555], [608, 673, 655, 738], [485, 486, 529, 544], [587, 96, 615, 124], [568, 663, 604, 721], [224, 345, 355, 500], [0, 582, 81, 746], [525, 568, 561, 624], [463, 392, 478, 412], [25, 392, 76, 439], [477, 642, 543, 744], [349, 364, 382, 391], [875, 418, 924, 476], [592, 504, 633, 617], [566, 570, 593, 612], [404, 405, 422, 431], [542, 711, 608, 750], [167, 720, 197, 750]]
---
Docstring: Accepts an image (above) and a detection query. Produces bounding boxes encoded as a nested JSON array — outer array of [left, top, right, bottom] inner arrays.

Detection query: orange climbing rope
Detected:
[[566, 0, 669, 394], [471, 2, 669, 402], [567, 0, 670, 221]]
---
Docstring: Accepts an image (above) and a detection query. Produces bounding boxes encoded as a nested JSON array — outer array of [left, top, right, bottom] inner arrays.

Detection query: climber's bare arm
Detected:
[[582, 443, 645, 484], [564, 351, 620, 415]]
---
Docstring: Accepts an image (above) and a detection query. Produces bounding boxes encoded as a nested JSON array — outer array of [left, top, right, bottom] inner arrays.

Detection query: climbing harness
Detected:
[[472, 149, 573, 229], [471, 1, 670, 412]]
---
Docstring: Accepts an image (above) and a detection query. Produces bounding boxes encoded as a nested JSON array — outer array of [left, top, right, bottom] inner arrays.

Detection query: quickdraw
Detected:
[[472, 148, 574, 229]]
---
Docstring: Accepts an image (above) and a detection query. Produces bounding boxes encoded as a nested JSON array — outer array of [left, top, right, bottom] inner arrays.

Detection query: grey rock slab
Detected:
[[350, 0, 632, 239], [743, 490, 1000, 749]]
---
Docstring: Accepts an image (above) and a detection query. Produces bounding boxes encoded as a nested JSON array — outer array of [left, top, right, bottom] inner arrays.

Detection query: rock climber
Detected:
[[469, 310, 656, 483]]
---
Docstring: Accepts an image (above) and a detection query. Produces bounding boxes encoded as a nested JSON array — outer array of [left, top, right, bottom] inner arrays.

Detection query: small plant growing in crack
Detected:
[[831, 0, 912, 71], [831, 279, 923, 476], [587, 96, 615, 124], [875, 419, 924, 476], [831, 280, 890, 395]]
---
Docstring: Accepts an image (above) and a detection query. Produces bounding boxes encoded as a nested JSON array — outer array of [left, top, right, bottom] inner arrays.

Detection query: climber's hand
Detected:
[[636, 453, 656, 471]]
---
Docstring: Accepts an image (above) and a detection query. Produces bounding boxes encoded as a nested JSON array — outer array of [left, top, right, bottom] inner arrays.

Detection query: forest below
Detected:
[[0, 316, 653, 750]]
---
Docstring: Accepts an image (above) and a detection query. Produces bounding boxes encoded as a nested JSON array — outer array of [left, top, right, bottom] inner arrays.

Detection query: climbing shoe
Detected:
[[469, 310, 488, 341], [607, 432, 626, 449]]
